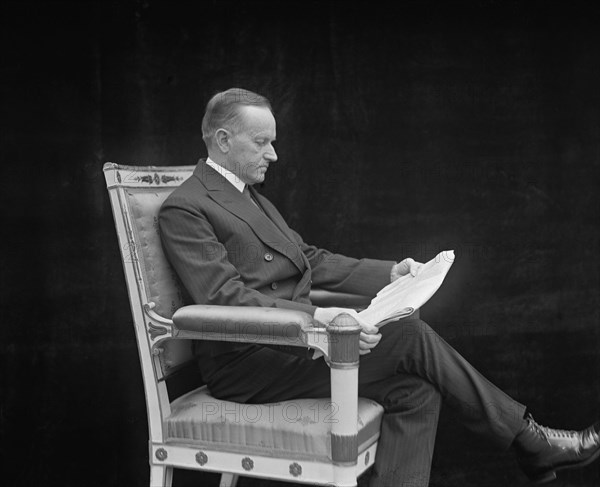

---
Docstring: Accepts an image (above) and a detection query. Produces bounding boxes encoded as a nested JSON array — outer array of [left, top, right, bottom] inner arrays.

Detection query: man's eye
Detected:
[[256, 140, 266, 146]]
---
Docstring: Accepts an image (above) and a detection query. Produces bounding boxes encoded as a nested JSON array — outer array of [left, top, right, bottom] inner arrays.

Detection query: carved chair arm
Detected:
[[171, 305, 331, 358]]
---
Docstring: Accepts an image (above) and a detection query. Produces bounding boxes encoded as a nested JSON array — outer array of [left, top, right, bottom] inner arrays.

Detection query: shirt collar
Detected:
[[205, 157, 246, 193]]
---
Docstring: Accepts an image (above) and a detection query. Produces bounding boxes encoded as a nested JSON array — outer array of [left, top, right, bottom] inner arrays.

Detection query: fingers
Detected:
[[399, 257, 424, 277], [397, 257, 419, 277], [398, 258, 414, 275], [359, 331, 381, 352], [409, 261, 423, 277], [360, 331, 381, 343], [360, 322, 379, 334]]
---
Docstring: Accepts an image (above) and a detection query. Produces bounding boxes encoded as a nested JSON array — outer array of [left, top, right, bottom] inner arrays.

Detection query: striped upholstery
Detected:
[[126, 189, 186, 318], [126, 188, 192, 373], [166, 386, 384, 461]]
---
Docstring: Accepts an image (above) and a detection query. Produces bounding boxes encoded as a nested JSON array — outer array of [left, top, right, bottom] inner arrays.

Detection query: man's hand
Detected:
[[314, 307, 381, 355], [390, 257, 423, 282]]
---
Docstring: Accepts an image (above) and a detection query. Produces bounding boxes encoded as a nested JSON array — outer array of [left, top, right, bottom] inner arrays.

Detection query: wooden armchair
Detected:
[[103, 163, 384, 487]]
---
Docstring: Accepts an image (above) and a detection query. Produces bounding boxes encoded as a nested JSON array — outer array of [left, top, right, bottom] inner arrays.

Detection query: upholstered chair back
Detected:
[[104, 164, 196, 377], [125, 188, 185, 319]]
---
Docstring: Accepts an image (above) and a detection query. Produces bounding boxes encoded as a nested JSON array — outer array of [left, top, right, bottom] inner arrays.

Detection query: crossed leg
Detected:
[[206, 317, 526, 487]]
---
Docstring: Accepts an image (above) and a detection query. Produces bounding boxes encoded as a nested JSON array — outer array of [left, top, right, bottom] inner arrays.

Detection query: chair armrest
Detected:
[[171, 305, 331, 357], [309, 288, 372, 309]]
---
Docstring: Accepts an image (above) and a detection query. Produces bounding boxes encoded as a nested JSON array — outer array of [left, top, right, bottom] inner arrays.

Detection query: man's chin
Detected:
[[252, 173, 266, 184]]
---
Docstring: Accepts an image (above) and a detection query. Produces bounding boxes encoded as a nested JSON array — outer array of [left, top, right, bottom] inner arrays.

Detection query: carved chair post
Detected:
[[327, 313, 362, 486]]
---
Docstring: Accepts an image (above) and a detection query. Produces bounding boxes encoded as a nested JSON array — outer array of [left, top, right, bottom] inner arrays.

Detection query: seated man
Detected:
[[158, 88, 600, 487]]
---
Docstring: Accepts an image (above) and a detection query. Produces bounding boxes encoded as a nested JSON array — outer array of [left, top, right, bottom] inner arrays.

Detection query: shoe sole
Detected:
[[529, 447, 600, 484]]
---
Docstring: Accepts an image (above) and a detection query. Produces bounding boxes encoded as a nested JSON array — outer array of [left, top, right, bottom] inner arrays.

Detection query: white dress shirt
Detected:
[[205, 157, 246, 193]]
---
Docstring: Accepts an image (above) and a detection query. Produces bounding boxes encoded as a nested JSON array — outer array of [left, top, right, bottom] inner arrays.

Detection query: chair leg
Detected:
[[150, 465, 173, 487], [219, 473, 239, 487]]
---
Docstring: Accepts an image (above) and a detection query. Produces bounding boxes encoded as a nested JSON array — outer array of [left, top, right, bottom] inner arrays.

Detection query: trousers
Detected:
[[204, 317, 527, 487]]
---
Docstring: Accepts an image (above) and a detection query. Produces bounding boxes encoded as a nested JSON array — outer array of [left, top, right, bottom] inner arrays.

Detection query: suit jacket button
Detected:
[[271, 282, 278, 290], [264, 252, 274, 262]]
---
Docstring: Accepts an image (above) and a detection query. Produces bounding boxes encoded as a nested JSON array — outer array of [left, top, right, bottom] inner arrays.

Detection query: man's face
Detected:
[[225, 105, 277, 185]]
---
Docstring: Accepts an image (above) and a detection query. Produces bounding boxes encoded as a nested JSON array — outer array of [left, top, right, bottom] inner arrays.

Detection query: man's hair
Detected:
[[202, 88, 272, 145]]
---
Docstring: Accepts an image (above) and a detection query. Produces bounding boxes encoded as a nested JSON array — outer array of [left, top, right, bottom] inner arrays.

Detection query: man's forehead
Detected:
[[238, 105, 276, 135], [240, 106, 275, 125]]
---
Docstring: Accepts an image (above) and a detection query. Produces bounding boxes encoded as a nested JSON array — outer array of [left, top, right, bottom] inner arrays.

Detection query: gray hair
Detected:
[[202, 88, 272, 145]]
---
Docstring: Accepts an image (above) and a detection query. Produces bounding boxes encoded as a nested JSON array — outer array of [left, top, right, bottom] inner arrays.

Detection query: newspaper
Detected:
[[358, 250, 455, 327]]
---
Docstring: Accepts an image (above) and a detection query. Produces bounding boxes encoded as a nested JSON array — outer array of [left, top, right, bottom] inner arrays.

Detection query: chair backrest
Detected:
[[104, 163, 196, 379]]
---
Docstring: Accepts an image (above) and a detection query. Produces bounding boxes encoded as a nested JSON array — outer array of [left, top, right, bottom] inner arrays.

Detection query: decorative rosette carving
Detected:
[[195, 451, 208, 466], [289, 462, 302, 477]]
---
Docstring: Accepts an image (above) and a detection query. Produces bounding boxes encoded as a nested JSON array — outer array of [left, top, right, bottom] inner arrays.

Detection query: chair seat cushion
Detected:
[[166, 386, 384, 461]]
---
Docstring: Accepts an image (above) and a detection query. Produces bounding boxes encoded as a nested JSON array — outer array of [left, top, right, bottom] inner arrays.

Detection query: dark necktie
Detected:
[[243, 185, 262, 210], [244, 186, 287, 233]]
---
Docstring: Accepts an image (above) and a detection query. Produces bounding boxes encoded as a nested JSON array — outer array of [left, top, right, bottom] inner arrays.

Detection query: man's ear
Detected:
[[214, 128, 231, 153]]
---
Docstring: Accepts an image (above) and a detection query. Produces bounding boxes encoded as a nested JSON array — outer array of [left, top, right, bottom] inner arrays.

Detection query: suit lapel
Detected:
[[249, 187, 295, 243], [194, 162, 307, 274], [252, 188, 312, 273], [249, 188, 313, 301]]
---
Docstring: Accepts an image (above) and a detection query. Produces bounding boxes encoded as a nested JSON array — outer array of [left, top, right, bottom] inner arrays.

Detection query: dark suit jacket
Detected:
[[159, 161, 395, 370]]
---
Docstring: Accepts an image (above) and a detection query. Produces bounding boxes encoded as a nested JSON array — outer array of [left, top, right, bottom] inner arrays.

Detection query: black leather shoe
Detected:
[[513, 414, 600, 484]]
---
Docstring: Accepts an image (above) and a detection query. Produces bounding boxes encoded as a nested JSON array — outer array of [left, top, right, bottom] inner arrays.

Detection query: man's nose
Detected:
[[264, 144, 277, 162]]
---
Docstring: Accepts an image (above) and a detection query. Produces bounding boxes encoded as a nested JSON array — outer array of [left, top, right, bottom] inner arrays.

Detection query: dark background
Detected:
[[1, 1, 599, 486]]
